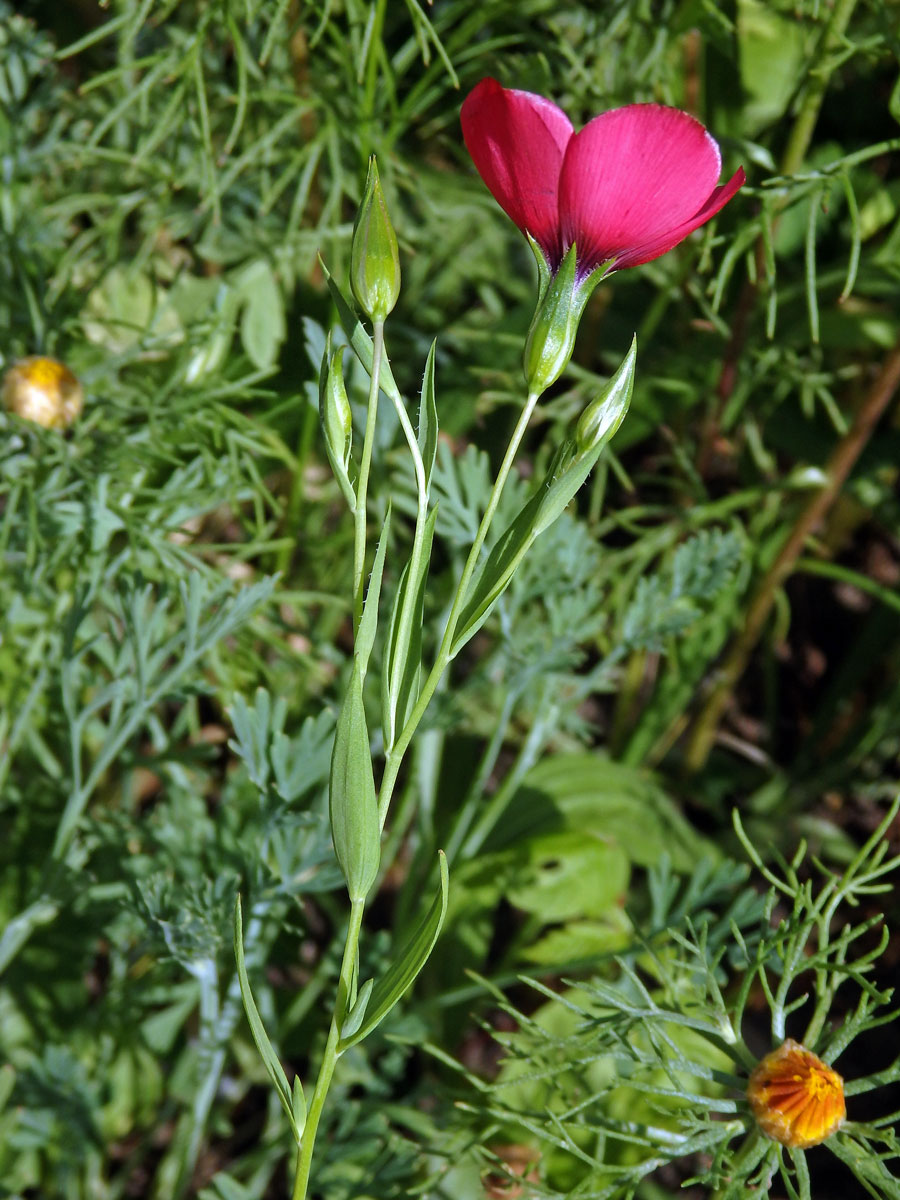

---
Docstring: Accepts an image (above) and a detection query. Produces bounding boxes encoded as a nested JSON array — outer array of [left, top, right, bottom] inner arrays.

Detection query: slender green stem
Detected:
[[381, 362, 430, 759], [378, 392, 540, 826], [292, 898, 365, 1200], [460, 684, 556, 859], [353, 320, 384, 632], [443, 687, 518, 861], [362, 0, 388, 132]]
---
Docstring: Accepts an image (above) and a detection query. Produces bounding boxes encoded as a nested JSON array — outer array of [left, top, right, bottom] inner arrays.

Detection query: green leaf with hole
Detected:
[[338, 851, 449, 1051], [234, 896, 303, 1142], [330, 661, 380, 901]]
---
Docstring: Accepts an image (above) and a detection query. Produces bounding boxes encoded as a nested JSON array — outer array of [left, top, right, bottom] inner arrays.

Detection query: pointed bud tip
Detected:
[[351, 155, 401, 322]]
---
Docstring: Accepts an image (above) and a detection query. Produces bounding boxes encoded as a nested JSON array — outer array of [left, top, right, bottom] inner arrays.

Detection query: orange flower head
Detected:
[[747, 1038, 846, 1149], [2, 356, 84, 429]]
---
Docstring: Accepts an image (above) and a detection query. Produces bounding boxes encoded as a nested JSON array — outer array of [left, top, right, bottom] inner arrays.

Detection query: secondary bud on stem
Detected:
[[319, 338, 356, 511], [575, 335, 637, 453], [351, 157, 400, 323]]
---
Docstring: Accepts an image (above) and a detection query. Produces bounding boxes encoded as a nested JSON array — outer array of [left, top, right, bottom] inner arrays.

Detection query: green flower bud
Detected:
[[575, 336, 637, 454], [350, 157, 400, 322], [319, 338, 356, 511]]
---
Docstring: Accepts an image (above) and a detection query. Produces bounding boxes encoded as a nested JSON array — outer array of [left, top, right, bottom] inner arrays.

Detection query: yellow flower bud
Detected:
[[2, 356, 84, 430], [747, 1038, 846, 1149]]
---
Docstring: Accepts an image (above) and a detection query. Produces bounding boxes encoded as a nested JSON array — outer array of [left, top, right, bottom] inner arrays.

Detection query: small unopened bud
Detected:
[[319, 340, 356, 510], [350, 157, 400, 323], [575, 336, 637, 453], [2, 356, 84, 429]]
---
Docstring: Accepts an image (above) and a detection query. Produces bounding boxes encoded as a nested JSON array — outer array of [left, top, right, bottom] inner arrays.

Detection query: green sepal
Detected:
[[319, 258, 402, 401], [451, 339, 637, 654], [525, 232, 552, 306], [234, 896, 305, 1143], [523, 246, 615, 395], [350, 156, 400, 322], [382, 506, 438, 754], [337, 851, 449, 1051], [329, 662, 381, 901], [418, 340, 439, 492]]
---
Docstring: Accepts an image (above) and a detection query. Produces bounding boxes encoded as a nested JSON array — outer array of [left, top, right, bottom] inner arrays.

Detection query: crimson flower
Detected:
[[461, 77, 745, 280]]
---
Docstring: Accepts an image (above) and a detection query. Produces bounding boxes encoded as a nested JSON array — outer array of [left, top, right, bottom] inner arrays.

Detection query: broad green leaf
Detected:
[[340, 976, 374, 1041], [329, 662, 380, 901], [450, 493, 541, 656], [338, 851, 449, 1051], [320, 258, 401, 400], [418, 341, 439, 490], [356, 504, 391, 679], [236, 259, 286, 369], [382, 507, 437, 751], [234, 896, 302, 1142], [504, 753, 713, 872]]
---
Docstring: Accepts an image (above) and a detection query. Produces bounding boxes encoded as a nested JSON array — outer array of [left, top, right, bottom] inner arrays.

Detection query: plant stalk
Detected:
[[353, 320, 384, 632], [378, 391, 540, 825], [292, 897, 365, 1200]]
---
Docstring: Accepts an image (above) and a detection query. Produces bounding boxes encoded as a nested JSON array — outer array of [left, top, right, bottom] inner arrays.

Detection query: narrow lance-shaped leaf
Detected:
[[338, 851, 449, 1051], [340, 977, 374, 1042], [356, 504, 391, 679], [382, 507, 437, 753], [330, 661, 380, 901], [234, 896, 304, 1142], [418, 340, 439, 491]]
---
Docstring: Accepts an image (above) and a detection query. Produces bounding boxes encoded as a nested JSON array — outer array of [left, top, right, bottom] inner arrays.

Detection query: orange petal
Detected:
[[747, 1039, 846, 1149]]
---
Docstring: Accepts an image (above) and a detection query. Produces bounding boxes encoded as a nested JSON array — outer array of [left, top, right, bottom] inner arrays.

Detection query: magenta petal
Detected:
[[461, 77, 573, 266], [615, 167, 746, 267], [559, 104, 731, 271]]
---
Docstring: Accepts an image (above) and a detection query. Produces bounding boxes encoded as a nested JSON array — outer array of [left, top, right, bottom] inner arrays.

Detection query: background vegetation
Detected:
[[1, 1, 899, 1197]]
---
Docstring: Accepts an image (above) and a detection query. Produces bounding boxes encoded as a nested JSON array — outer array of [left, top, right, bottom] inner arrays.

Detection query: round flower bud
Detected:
[[2, 356, 84, 430], [747, 1038, 846, 1149]]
